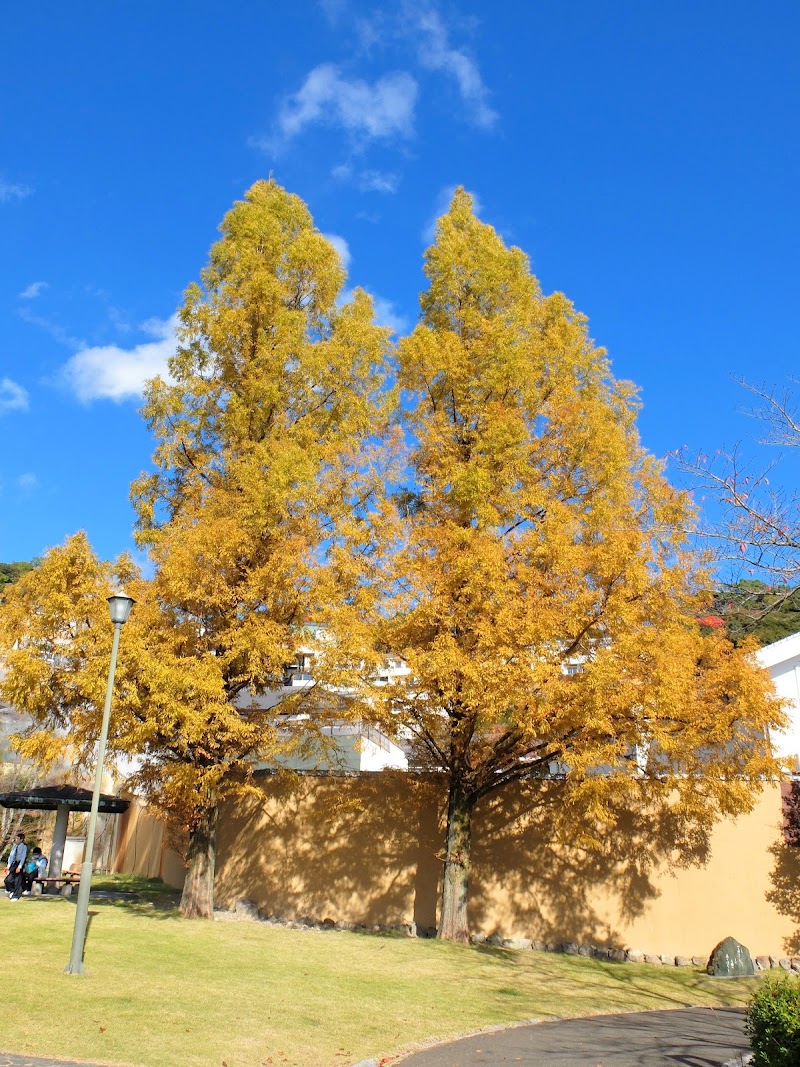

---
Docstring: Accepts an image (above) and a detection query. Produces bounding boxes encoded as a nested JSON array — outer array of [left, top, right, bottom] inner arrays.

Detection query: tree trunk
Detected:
[[438, 779, 475, 942], [179, 801, 218, 918]]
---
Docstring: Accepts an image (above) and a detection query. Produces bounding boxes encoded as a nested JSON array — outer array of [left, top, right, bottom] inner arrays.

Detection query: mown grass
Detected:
[[1, 892, 758, 1067]]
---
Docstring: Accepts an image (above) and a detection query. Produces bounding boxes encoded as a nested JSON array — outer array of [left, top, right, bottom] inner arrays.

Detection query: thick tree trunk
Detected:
[[438, 779, 475, 942], [179, 802, 218, 919]]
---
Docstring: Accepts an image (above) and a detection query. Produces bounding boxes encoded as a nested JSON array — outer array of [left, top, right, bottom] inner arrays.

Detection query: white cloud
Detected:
[[333, 164, 399, 194], [16, 472, 38, 492], [359, 170, 399, 194], [342, 288, 409, 335], [266, 64, 418, 147], [413, 8, 497, 129], [19, 281, 47, 299], [0, 378, 29, 414], [371, 294, 409, 335], [0, 180, 32, 203], [423, 184, 483, 243], [322, 233, 352, 270], [62, 315, 177, 403]]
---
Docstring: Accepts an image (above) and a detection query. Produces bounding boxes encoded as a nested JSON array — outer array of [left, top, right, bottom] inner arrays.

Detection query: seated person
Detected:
[[22, 847, 49, 894]]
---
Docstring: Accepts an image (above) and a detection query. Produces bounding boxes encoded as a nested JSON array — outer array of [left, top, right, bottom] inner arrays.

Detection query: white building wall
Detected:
[[756, 633, 800, 773]]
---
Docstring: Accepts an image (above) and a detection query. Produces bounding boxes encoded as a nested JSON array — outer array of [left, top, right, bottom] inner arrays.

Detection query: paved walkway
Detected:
[[394, 1006, 751, 1067], [0, 1007, 751, 1067], [0, 1058, 111, 1067]]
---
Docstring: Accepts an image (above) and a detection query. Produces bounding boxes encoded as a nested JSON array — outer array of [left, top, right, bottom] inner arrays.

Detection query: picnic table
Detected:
[[30, 869, 81, 897]]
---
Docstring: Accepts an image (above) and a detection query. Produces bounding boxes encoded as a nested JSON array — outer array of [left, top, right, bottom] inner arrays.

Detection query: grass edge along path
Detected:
[[0, 895, 760, 1067]]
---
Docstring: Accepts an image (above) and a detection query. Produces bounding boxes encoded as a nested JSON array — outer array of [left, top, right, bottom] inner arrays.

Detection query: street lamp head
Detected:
[[107, 592, 135, 625]]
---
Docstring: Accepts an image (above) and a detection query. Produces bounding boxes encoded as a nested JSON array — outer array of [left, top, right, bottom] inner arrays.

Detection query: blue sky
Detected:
[[1, 1, 798, 566]]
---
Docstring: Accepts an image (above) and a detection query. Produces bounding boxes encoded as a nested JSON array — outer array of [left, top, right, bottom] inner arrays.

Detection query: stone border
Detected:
[[217, 901, 799, 972]]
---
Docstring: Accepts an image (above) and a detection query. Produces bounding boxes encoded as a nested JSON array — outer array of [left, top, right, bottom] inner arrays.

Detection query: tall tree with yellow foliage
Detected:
[[132, 180, 392, 915], [0, 180, 392, 917], [368, 191, 784, 941]]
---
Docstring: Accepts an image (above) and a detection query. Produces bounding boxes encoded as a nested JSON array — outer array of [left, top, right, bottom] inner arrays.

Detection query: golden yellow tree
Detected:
[[368, 191, 784, 941], [0, 180, 392, 917], [131, 179, 392, 915]]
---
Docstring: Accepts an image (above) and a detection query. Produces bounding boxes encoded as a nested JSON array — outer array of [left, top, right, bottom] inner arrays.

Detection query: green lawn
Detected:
[[1, 891, 759, 1067]]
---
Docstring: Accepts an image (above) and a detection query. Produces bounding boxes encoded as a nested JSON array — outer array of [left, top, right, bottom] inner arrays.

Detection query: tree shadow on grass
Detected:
[[34, 891, 181, 920], [468, 942, 751, 1014], [92, 896, 181, 918]]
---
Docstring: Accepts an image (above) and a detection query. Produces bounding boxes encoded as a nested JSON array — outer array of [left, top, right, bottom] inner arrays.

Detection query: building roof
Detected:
[[0, 785, 129, 813], [756, 630, 800, 670]]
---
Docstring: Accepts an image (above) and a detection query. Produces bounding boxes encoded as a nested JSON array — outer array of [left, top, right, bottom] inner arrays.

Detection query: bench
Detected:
[[31, 870, 81, 897]]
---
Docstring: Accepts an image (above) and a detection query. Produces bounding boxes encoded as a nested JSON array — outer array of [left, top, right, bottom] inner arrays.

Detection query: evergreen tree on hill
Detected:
[[709, 580, 800, 646], [0, 562, 34, 596]]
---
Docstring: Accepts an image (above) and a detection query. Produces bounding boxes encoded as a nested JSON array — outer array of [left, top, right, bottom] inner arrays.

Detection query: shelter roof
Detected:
[[0, 785, 129, 813]]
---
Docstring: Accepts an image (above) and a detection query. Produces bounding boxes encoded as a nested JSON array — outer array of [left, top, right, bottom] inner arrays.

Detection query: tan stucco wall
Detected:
[[213, 773, 800, 960], [112, 797, 186, 888]]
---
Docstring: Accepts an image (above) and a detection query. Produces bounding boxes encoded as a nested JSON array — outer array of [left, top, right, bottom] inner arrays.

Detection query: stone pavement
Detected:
[[0, 1007, 752, 1067], [393, 1006, 751, 1067], [0, 1058, 111, 1067]]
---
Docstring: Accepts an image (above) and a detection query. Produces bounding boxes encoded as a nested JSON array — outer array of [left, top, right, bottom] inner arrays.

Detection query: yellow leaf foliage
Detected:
[[366, 189, 784, 830], [0, 181, 394, 848]]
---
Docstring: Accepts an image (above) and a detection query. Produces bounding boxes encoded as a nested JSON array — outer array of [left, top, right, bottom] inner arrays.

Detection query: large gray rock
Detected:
[[234, 898, 261, 922], [706, 936, 755, 977], [503, 937, 532, 951]]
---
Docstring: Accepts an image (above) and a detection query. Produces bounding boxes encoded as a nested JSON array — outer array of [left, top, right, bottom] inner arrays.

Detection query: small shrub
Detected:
[[745, 973, 800, 1066]]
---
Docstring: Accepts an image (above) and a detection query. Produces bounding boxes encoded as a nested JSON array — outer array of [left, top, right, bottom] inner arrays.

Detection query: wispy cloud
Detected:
[[318, 0, 347, 23], [62, 315, 177, 403], [16, 472, 38, 492], [322, 233, 352, 270], [0, 378, 30, 414], [423, 183, 484, 243], [412, 8, 496, 129], [259, 64, 418, 150], [0, 179, 32, 203], [18, 306, 84, 349], [371, 294, 409, 335], [18, 281, 47, 300], [333, 164, 399, 194], [342, 288, 409, 335]]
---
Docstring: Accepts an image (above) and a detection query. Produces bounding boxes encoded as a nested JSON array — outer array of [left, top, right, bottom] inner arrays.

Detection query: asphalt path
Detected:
[[394, 1006, 751, 1067], [0, 1007, 751, 1067]]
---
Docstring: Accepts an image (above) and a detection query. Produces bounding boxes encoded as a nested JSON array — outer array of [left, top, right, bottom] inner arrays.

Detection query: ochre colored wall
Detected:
[[112, 797, 186, 888], [216, 773, 441, 929], [213, 774, 800, 960], [113, 774, 800, 958]]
